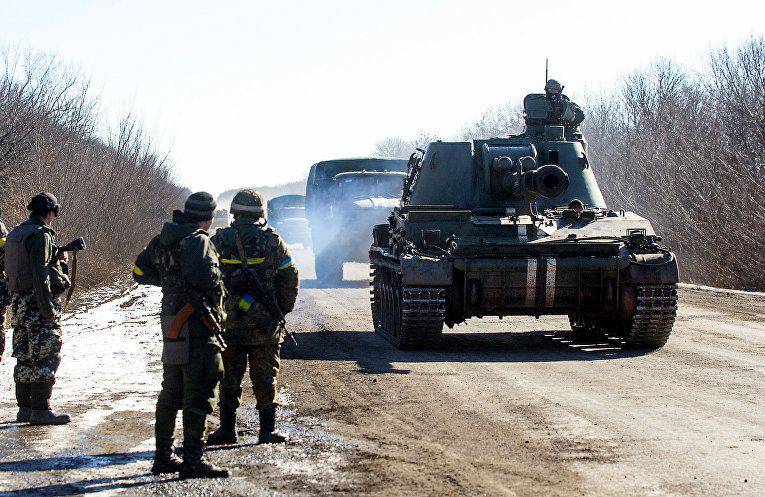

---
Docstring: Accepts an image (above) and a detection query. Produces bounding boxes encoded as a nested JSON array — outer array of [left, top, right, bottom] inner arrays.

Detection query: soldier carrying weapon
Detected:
[[133, 192, 230, 479], [207, 189, 299, 446], [5, 193, 85, 425]]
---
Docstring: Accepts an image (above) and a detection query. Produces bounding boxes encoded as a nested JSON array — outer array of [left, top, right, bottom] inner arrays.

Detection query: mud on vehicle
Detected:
[[369, 87, 679, 350], [306, 157, 407, 283], [267, 194, 309, 245]]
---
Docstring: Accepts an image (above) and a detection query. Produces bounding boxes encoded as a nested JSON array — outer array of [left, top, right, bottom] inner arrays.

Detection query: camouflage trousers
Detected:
[[11, 291, 62, 384], [0, 305, 6, 359], [219, 341, 281, 412]]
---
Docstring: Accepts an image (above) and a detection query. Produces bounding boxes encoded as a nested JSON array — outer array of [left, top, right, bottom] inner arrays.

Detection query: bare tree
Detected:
[[0, 47, 185, 291]]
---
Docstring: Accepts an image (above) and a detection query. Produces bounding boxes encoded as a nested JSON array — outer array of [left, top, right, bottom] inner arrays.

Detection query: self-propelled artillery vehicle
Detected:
[[369, 82, 679, 350]]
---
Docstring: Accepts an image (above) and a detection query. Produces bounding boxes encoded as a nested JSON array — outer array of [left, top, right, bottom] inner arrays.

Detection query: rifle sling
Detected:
[[233, 230, 249, 271], [63, 251, 78, 311]]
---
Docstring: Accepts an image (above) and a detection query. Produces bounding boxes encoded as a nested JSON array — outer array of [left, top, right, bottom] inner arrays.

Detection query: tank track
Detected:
[[370, 264, 445, 350], [568, 315, 605, 342], [624, 284, 678, 349]]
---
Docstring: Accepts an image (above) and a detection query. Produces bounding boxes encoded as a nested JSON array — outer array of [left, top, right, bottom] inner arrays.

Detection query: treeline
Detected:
[[217, 179, 306, 208], [374, 36, 765, 291], [0, 49, 186, 291]]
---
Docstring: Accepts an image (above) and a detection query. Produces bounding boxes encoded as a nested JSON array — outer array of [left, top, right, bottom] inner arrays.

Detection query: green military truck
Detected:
[[306, 158, 408, 283], [266, 194, 309, 245]]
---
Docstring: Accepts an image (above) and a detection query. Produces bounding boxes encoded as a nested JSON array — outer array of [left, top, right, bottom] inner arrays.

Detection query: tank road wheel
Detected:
[[315, 251, 343, 284], [622, 284, 678, 350], [370, 263, 445, 350], [567, 315, 604, 342]]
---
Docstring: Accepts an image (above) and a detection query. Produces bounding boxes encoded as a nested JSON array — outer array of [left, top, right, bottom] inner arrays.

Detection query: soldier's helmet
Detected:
[[230, 189, 265, 218], [544, 79, 562, 96]]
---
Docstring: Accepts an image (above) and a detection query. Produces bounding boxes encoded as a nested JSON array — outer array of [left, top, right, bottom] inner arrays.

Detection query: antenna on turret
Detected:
[[545, 58, 549, 84]]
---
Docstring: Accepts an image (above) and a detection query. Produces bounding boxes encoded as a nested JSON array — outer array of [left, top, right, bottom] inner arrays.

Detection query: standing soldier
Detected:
[[5, 193, 70, 425], [0, 210, 9, 363], [133, 192, 230, 479], [207, 189, 299, 446]]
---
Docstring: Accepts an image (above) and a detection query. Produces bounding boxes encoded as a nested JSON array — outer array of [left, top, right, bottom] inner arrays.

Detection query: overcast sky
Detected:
[[2, 0, 762, 194]]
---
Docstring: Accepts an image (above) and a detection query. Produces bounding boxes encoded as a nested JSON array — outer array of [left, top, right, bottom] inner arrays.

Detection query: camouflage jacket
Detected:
[[0, 220, 7, 306], [211, 215, 299, 343], [0, 220, 7, 272], [133, 210, 225, 322]]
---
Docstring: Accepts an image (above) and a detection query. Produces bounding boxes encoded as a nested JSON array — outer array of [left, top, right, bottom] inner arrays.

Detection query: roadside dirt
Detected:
[[0, 247, 763, 496]]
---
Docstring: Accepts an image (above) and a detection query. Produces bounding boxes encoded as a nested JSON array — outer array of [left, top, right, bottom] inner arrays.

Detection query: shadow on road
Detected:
[[283, 329, 652, 375], [0, 451, 153, 473], [0, 473, 155, 497], [299, 279, 369, 289]]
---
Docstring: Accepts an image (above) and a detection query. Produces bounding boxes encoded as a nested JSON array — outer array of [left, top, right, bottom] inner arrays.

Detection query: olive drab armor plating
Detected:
[[369, 82, 679, 351]]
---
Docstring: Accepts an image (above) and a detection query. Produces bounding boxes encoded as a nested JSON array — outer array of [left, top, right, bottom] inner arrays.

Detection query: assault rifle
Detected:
[[233, 231, 297, 345], [57, 237, 86, 310], [240, 267, 297, 346], [168, 281, 227, 350]]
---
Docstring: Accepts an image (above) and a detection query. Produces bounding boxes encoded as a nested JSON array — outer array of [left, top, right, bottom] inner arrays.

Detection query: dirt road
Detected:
[[0, 247, 763, 496]]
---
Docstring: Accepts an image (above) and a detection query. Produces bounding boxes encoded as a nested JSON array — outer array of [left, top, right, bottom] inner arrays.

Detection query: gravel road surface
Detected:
[[0, 247, 762, 496]]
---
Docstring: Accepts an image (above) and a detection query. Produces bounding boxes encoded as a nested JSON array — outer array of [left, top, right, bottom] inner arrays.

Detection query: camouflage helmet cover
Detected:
[[545, 79, 562, 95], [230, 188, 264, 217]]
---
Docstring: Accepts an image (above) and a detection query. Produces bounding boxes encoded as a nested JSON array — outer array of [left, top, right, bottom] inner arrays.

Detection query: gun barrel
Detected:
[[59, 237, 86, 252], [525, 165, 569, 199]]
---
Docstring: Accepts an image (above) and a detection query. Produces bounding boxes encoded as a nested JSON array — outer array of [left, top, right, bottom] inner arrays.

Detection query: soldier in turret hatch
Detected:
[[543, 79, 585, 130]]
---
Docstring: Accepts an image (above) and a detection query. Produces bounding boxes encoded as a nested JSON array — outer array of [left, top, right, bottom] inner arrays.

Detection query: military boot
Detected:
[[15, 383, 32, 423], [151, 437, 182, 475], [29, 382, 71, 425], [206, 408, 237, 446], [179, 439, 230, 479], [258, 407, 288, 444]]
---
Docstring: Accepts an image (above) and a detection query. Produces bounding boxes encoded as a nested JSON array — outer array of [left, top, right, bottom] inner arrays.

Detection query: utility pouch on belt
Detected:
[[161, 315, 190, 365]]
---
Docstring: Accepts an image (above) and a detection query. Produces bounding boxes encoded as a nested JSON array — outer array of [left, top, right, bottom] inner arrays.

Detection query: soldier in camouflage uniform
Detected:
[[207, 189, 299, 445], [544, 79, 585, 129], [0, 211, 9, 362], [5, 193, 71, 425], [133, 192, 230, 479]]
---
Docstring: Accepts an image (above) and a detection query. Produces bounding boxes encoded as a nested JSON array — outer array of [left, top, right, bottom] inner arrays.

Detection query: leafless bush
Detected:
[[373, 131, 442, 159], [587, 36, 765, 290], [1, 48, 185, 291], [456, 102, 524, 140]]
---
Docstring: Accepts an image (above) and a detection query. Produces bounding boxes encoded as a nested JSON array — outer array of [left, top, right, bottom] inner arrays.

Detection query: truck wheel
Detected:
[[315, 251, 343, 284]]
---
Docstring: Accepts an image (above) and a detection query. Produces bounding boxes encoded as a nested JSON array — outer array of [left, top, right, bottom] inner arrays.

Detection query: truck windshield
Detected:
[[334, 175, 404, 200]]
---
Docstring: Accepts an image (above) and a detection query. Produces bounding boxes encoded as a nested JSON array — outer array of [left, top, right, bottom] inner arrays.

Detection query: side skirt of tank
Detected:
[[452, 256, 621, 319]]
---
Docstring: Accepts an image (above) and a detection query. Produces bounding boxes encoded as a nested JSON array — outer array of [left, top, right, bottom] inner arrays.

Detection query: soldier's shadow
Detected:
[[0, 451, 156, 497], [299, 279, 369, 289], [0, 451, 153, 473], [0, 475, 155, 497]]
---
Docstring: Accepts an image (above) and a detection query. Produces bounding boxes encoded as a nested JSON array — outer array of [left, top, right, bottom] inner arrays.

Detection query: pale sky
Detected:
[[2, 0, 762, 194]]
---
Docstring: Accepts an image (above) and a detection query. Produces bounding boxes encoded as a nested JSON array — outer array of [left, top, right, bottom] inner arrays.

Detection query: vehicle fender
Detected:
[[627, 251, 679, 285], [401, 254, 453, 286]]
